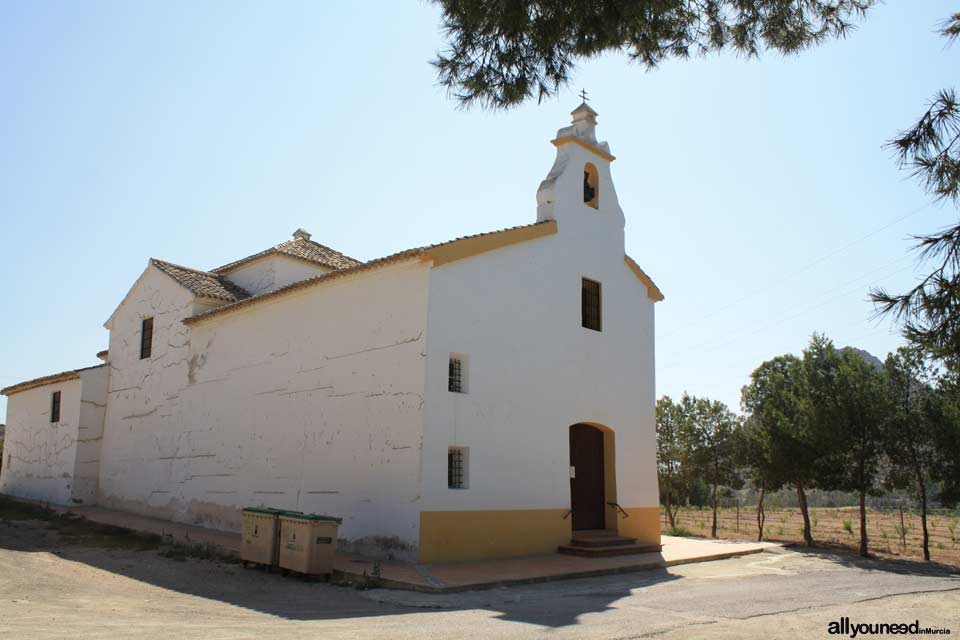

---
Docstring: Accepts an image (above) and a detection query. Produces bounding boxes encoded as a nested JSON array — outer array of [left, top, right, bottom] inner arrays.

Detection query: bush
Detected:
[[842, 518, 854, 536], [665, 525, 692, 537]]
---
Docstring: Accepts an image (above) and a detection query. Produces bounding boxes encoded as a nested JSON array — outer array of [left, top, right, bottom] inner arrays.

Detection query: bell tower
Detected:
[[536, 103, 625, 239]]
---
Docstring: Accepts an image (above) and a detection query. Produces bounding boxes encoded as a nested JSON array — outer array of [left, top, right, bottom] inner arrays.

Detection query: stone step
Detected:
[[558, 542, 663, 557], [568, 535, 638, 548]]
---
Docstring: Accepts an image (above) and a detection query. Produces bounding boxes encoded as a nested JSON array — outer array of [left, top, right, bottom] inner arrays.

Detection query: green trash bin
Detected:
[[278, 512, 343, 576]]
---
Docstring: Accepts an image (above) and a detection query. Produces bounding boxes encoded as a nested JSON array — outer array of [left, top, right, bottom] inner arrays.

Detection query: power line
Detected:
[[663, 202, 932, 337], [660, 255, 918, 369]]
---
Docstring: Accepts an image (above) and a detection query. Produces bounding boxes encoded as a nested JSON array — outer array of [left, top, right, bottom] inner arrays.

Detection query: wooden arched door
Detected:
[[569, 423, 605, 530]]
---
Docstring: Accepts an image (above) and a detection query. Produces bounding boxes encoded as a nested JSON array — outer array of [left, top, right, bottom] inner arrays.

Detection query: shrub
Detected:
[[842, 518, 853, 536], [894, 522, 910, 549], [665, 525, 692, 537]]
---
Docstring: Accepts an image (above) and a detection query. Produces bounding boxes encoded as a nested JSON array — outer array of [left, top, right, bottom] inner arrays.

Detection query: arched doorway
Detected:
[[569, 423, 607, 530]]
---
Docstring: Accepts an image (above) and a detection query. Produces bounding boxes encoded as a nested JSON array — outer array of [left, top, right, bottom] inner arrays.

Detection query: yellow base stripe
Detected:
[[615, 507, 661, 545], [419, 506, 661, 562], [419, 509, 571, 563]]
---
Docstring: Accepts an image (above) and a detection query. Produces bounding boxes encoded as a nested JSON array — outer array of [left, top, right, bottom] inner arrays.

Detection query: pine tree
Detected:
[[432, 0, 872, 109]]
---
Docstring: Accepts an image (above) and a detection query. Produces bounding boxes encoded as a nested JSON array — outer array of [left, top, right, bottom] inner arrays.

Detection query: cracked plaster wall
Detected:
[[73, 366, 109, 505], [98, 261, 430, 551], [0, 378, 84, 505]]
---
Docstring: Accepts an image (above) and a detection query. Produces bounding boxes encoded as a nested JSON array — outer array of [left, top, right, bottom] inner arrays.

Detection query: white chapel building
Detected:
[[1, 104, 663, 563]]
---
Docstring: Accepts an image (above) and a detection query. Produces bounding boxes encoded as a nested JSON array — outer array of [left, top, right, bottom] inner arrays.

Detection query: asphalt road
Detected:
[[0, 518, 957, 639]]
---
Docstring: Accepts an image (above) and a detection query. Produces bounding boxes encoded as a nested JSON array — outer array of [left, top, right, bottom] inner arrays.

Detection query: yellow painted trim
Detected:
[[551, 136, 616, 162], [624, 255, 665, 302], [419, 509, 571, 563], [602, 429, 618, 530], [426, 220, 557, 267], [616, 507, 661, 545], [183, 222, 555, 326]]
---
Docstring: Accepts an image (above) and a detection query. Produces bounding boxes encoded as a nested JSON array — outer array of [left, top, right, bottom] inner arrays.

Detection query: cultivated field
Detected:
[[661, 506, 960, 566]]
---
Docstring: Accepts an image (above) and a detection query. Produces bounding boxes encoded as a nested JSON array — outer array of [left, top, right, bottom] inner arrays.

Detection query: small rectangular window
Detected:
[[140, 317, 154, 360], [582, 278, 602, 331], [50, 391, 61, 423], [448, 355, 465, 393], [448, 446, 468, 489]]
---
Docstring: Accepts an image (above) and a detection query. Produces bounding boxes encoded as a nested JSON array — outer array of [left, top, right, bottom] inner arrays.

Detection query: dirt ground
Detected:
[[0, 502, 958, 639], [664, 506, 960, 565]]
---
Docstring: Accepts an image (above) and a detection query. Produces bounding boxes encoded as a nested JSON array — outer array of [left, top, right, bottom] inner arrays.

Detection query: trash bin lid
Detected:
[[278, 511, 342, 524], [242, 507, 289, 515]]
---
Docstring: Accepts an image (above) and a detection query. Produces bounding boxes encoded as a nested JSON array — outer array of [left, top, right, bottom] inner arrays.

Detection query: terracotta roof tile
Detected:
[[184, 221, 555, 325], [2, 364, 107, 397], [212, 234, 361, 274], [150, 259, 251, 302]]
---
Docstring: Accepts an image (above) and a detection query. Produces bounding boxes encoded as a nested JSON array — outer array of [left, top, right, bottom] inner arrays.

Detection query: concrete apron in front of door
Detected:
[[335, 536, 785, 593]]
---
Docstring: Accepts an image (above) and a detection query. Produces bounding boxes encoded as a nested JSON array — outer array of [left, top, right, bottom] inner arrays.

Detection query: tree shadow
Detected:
[[787, 543, 960, 577]]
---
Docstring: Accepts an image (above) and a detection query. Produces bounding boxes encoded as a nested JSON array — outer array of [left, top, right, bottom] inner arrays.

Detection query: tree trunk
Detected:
[[711, 482, 718, 539], [858, 488, 869, 557], [757, 483, 766, 542], [917, 475, 930, 562], [796, 483, 813, 546], [665, 491, 675, 529]]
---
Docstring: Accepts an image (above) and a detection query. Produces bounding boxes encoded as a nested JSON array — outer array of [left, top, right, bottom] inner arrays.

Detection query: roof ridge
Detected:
[[2, 363, 108, 397], [213, 234, 362, 273], [150, 257, 250, 302], [184, 220, 557, 326], [151, 257, 220, 277], [290, 236, 361, 264]]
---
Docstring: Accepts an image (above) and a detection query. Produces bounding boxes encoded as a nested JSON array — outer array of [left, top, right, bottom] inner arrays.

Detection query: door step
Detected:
[[558, 542, 663, 557], [569, 535, 638, 548], [558, 530, 662, 557]]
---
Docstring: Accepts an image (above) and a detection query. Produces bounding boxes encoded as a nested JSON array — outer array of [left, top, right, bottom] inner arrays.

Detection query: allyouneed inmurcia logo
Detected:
[[827, 617, 952, 637]]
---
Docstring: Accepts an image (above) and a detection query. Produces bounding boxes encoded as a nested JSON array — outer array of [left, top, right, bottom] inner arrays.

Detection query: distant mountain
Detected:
[[842, 347, 884, 370]]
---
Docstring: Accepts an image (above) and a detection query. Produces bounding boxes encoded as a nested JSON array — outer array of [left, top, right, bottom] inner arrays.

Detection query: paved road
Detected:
[[0, 518, 957, 639]]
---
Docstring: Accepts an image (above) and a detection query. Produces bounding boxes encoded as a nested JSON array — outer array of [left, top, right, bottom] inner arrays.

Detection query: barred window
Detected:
[[582, 278, 602, 331], [140, 317, 154, 360], [448, 447, 468, 489], [448, 356, 464, 393], [50, 391, 61, 423]]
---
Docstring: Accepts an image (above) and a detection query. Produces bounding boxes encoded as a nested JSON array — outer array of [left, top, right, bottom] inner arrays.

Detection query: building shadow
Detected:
[[0, 517, 681, 628], [484, 568, 680, 628]]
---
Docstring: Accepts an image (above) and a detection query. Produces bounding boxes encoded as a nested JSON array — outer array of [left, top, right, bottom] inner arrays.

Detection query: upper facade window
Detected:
[[50, 391, 61, 423], [583, 163, 599, 209], [582, 278, 602, 331], [448, 354, 466, 393], [140, 317, 154, 360]]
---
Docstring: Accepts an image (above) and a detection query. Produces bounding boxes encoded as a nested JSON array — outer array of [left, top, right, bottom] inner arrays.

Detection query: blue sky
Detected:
[[1, 1, 957, 418]]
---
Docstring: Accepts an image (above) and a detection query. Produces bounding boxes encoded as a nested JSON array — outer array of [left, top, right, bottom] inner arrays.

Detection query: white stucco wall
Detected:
[[73, 365, 109, 505], [421, 135, 658, 517], [99, 260, 430, 553], [221, 255, 331, 296], [5, 108, 657, 562], [0, 378, 83, 505]]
